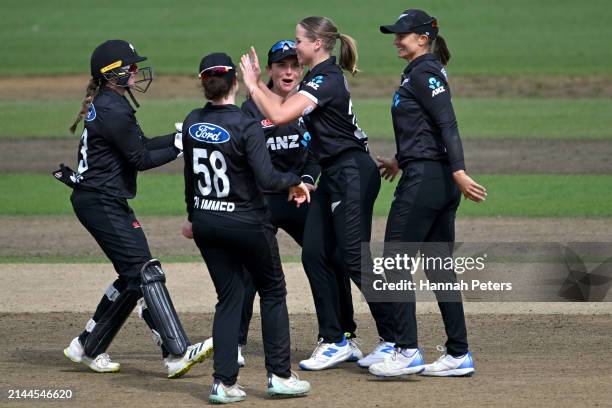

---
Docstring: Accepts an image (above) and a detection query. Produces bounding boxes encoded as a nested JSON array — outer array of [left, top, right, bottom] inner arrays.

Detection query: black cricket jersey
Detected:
[[182, 103, 301, 221], [297, 57, 368, 167], [241, 98, 320, 190], [391, 53, 465, 172], [73, 87, 178, 198]]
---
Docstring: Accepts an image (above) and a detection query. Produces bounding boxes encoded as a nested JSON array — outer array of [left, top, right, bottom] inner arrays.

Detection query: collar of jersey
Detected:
[[204, 102, 241, 112], [98, 86, 135, 113], [305, 56, 336, 79], [403, 53, 437, 76]]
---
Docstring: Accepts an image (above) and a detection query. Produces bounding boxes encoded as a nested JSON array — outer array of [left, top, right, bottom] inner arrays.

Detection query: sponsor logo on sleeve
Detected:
[[85, 103, 96, 121], [428, 76, 446, 97], [392, 92, 400, 107], [305, 75, 324, 90], [261, 118, 275, 128], [188, 123, 231, 143]]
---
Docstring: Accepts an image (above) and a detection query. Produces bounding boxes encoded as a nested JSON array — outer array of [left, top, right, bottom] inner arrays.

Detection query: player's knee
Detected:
[[301, 244, 326, 268], [257, 279, 287, 299]]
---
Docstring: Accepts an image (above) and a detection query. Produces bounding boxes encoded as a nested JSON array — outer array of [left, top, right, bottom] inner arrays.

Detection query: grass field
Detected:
[[2, 174, 612, 217], [2, 97, 611, 140], [1, 0, 611, 76]]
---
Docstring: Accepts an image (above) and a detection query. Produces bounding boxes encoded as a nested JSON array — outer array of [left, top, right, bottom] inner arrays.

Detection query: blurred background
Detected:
[[1, 0, 611, 262]]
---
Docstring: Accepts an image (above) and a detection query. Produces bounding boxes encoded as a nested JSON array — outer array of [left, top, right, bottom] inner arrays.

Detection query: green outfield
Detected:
[[2, 97, 611, 140], [2, 174, 612, 218], [1, 0, 611, 76], [1, 0, 611, 269]]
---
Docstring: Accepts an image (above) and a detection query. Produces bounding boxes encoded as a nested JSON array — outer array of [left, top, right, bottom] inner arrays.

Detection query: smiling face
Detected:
[[393, 32, 429, 61], [267, 56, 302, 97], [295, 23, 319, 67]]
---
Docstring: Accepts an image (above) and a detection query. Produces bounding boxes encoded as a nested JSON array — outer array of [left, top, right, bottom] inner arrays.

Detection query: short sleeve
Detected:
[[298, 73, 335, 107]]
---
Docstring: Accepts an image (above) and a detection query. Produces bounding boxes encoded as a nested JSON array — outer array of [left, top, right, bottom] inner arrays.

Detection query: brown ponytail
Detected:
[[69, 78, 102, 134], [338, 32, 359, 76], [432, 35, 451, 66], [299, 16, 359, 76]]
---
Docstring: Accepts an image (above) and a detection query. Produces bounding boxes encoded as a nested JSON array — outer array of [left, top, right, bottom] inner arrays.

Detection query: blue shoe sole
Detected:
[[419, 370, 475, 377]]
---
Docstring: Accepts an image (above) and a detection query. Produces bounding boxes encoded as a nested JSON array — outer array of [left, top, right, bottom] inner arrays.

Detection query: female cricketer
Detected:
[[240, 16, 400, 371], [238, 38, 362, 366], [369, 9, 486, 377], [181, 52, 311, 403], [59, 39, 212, 377]]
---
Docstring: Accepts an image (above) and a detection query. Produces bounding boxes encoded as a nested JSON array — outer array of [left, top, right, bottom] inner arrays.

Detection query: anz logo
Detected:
[[428, 76, 446, 97], [189, 123, 231, 144], [306, 75, 324, 90], [267, 134, 300, 151]]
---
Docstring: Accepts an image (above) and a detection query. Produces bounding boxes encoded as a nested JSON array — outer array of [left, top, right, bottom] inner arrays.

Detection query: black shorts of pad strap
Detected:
[[192, 211, 291, 386], [385, 160, 468, 357], [238, 193, 357, 345], [301, 150, 396, 343]]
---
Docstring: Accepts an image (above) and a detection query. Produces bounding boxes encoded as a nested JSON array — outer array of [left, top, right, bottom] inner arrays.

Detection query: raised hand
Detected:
[[249, 47, 262, 81], [239, 47, 262, 93]]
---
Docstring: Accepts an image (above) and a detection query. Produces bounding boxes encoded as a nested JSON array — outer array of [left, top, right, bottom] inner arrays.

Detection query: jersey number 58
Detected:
[[193, 148, 230, 198]]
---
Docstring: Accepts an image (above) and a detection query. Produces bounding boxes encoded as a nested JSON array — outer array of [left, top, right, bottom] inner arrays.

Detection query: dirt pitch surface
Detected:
[[1, 312, 611, 408], [3, 216, 612, 259], [2, 74, 612, 100]]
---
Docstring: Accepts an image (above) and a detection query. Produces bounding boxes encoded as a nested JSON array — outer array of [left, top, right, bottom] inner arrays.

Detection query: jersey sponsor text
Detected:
[[194, 196, 236, 212], [267, 134, 300, 151]]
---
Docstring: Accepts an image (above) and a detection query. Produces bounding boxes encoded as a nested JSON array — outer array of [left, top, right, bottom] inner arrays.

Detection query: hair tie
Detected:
[[336, 32, 341, 39]]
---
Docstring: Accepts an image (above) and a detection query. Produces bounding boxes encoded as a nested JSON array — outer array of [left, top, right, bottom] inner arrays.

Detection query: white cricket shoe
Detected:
[[209, 379, 246, 404], [420, 351, 475, 377], [82, 353, 121, 373], [237, 345, 245, 367], [369, 348, 426, 377], [298, 338, 353, 371], [165, 337, 213, 378], [267, 371, 310, 397], [63, 337, 120, 373], [347, 337, 364, 362], [63, 337, 85, 363], [356, 338, 396, 367]]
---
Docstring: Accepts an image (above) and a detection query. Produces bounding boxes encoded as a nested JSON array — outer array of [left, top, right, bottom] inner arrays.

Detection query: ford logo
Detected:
[[189, 122, 231, 144]]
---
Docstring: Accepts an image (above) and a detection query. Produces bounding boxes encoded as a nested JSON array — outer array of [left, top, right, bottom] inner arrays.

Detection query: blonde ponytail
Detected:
[[338, 32, 359, 76]]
